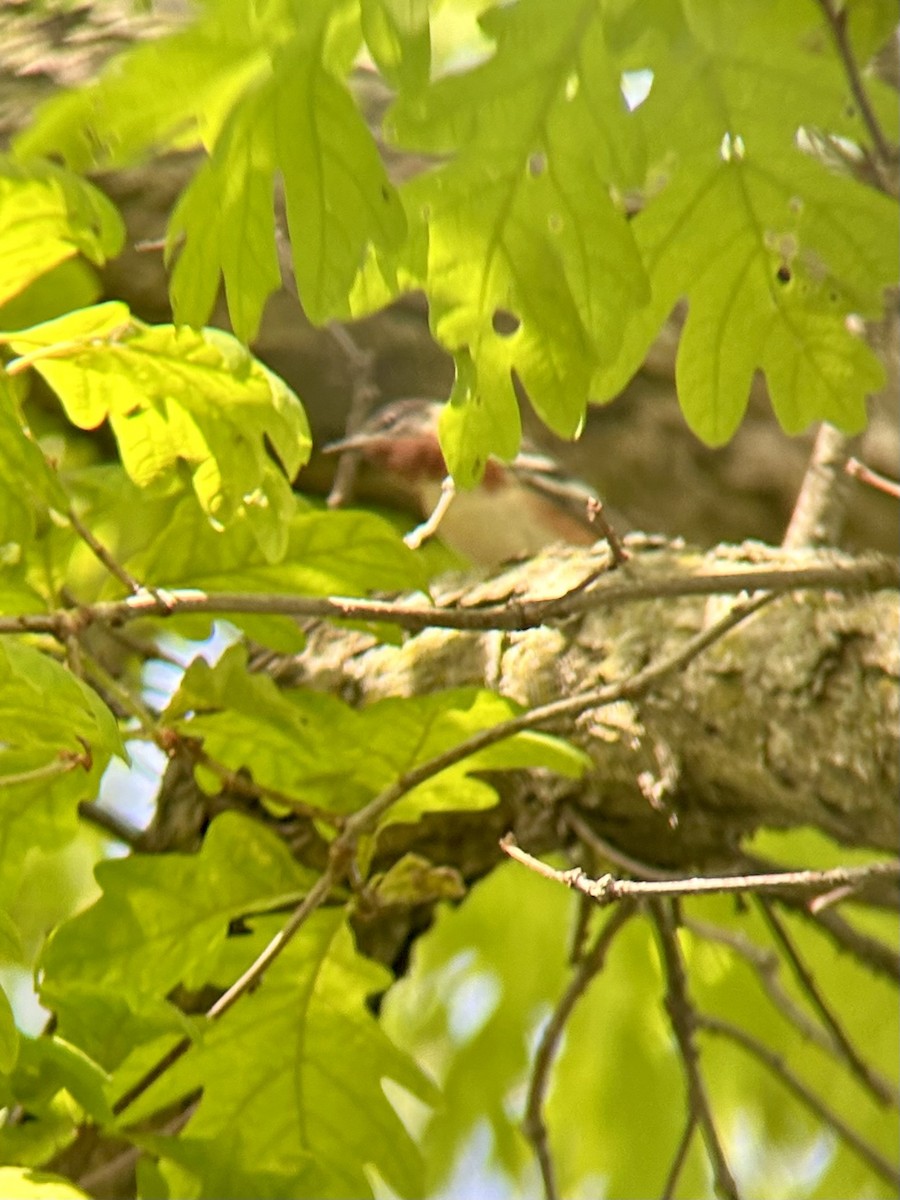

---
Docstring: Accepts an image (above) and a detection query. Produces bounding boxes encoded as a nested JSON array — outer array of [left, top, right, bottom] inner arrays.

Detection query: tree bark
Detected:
[[283, 542, 899, 871]]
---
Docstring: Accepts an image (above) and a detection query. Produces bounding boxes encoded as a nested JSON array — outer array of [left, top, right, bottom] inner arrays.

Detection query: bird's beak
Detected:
[[321, 430, 378, 455]]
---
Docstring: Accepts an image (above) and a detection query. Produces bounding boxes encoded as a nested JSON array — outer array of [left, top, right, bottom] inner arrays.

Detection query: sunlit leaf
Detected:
[[165, 648, 587, 822], [119, 912, 437, 1199], [0, 157, 123, 306], [3, 307, 311, 553], [39, 813, 315, 1004]]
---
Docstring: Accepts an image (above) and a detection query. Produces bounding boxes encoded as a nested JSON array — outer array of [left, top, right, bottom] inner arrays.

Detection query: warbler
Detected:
[[324, 398, 623, 565]]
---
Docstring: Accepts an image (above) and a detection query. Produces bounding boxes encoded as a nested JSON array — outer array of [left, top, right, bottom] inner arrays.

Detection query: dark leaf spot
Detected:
[[492, 309, 521, 336]]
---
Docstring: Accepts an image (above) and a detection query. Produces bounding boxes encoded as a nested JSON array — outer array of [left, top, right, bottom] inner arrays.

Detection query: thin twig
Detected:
[[684, 918, 835, 1053], [108, 579, 772, 1125], [500, 840, 900, 908], [76, 1100, 197, 1195], [651, 900, 740, 1200], [524, 903, 636, 1200], [783, 423, 858, 549], [699, 1015, 900, 1189], [325, 323, 381, 508], [846, 457, 900, 499], [798, 902, 900, 984], [403, 474, 457, 549], [563, 808, 680, 881], [756, 898, 898, 1107], [66, 504, 143, 594], [661, 1113, 698, 1200], [1, 555, 894, 639], [79, 649, 159, 736], [0, 752, 88, 788], [103, 623, 185, 668], [186, 742, 344, 828], [342, 591, 775, 838], [112, 870, 335, 1118], [78, 800, 143, 847], [814, 0, 895, 173]]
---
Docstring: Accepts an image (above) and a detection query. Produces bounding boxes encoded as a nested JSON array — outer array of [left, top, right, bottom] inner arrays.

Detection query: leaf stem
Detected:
[[814, 0, 895, 176]]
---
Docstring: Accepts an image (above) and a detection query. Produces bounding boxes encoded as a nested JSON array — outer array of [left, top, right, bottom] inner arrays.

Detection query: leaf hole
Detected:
[[528, 151, 547, 178], [776, 265, 792, 284], [620, 68, 653, 110], [492, 310, 521, 337]]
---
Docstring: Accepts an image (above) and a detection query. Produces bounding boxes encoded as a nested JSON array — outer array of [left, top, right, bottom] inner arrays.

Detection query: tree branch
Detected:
[[661, 1114, 698, 1200], [651, 900, 740, 1200], [107, 571, 774, 1131], [699, 1015, 900, 1189], [500, 841, 899, 908], [783, 424, 858, 549], [0, 552, 894, 639], [814, 0, 895, 176], [523, 903, 635, 1200], [756, 898, 899, 1107]]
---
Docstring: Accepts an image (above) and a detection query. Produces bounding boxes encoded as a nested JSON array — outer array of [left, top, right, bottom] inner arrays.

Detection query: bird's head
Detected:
[[323, 398, 448, 481]]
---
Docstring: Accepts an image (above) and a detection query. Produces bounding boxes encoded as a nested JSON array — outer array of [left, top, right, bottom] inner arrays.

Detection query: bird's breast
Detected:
[[416, 476, 596, 565]]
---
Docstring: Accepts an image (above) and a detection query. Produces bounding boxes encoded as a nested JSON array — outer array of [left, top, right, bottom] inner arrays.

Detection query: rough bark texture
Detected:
[[283, 541, 899, 869]]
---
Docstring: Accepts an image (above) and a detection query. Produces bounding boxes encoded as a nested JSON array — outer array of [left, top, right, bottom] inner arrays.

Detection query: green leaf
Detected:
[[124, 911, 436, 1199], [591, 0, 898, 443], [14, 0, 283, 171], [15, 1036, 112, 1126], [125, 493, 427, 647], [3, 308, 311, 547], [0, 986, 18, 1073], [39, 813, 316, 1006], [165, 646, 366, 806], [364, 0, 648, 475], [0, 756, 109, 906], [361, 0, 431, 91], [360, 690, 589, 828], [0, 1035, 112, 1167], [64, 471, 427, 648], [168, 82, 281, 343], [52, 991, 188, 1077], [595, 144, 895, 443], [0, 641, 122, 761], [0, 157, 124, 306], [166, 650, 587, 822], [0, 257, 103, 334], [139, 1134, 327, 1200], [273, 12, 407, 324], [0, 1168, 91, 1200], [166, 0, 406, 334], [128, 499, 425, 595], [0, 910, 25, 964], [0, 371, 67, 547]]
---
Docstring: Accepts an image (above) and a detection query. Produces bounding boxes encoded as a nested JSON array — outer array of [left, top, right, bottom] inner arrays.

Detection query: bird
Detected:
[[323, 398, 626, 566]]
